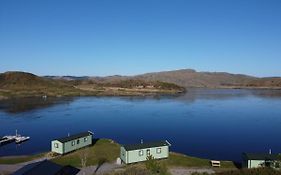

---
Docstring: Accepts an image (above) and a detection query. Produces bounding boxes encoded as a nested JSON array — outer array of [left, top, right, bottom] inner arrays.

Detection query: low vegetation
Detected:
[[192, 168, 281, 175], [52, 139, 120, 167], [0, 139, 239, 175], [165, 152, 236, 169]]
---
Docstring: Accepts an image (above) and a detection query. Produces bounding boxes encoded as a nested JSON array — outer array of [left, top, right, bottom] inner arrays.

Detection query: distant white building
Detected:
[[242, 153, 280, 168]]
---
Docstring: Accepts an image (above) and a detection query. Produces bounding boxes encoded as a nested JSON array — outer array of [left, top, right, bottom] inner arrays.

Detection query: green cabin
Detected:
[[120, 140, 171, 164], [51, 131, 93, 154], [242, 153, 280, 169]]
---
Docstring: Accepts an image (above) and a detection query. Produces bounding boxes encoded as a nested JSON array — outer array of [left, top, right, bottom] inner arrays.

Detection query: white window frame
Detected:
[[84, 137, 88, 142], [54, 143, 59, 148], [71, 141, 75, 146], [139, 150, 144, 156], [147, 149, 150, 156], [156, 148, 161, 154]]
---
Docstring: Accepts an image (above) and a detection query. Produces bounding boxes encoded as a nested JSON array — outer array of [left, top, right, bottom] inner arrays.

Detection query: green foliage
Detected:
[[145, 155, 169, 175], [154, 81, 185, 91]]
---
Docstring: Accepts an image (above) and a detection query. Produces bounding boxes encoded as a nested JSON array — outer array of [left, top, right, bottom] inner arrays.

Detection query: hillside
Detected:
[[0, 72, 184, 99], [0, 71, 71, 89], [67, 69, 281, 89], [0, 71, 85, 99], [135, 69, 281, 88]]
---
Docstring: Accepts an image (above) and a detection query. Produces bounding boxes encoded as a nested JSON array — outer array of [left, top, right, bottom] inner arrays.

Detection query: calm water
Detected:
[[1, 89, 281, 162]]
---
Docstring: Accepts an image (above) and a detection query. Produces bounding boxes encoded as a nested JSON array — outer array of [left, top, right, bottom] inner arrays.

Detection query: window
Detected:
[[84, 137, 88, 142], [71, 141, 75, 146], [156, 148, 161, 154], [54, 143, 59, 148], [139, 150, 143, 156], [77, 139, 80, 144], [146, 149, 150, 156]]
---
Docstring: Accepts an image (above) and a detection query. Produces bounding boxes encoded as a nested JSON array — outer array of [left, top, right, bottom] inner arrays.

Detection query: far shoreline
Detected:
[[1, 86, 281, 101]]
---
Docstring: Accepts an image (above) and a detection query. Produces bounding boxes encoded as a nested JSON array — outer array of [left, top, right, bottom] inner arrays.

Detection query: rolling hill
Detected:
[[135, 69, 281, 88], [82, 69, 281, 89], [0, 71, 184, 99], [0, 71, 72, 89]]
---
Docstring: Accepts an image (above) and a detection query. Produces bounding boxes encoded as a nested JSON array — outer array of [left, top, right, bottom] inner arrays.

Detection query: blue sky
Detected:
[[0, 0, 281, 77]]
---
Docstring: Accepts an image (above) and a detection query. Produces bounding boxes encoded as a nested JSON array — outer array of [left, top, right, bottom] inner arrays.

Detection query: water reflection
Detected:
[[0, 97, 74, 114], [0, 89, 281, 114], [0, 89, 281, 160]]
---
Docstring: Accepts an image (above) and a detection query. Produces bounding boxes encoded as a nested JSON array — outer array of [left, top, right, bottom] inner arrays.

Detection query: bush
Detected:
[[145, 155, 169, 175]]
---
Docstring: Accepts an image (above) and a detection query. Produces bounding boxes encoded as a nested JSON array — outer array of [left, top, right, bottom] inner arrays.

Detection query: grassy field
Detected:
[[0, 138, 237, 174], [0, 153, 45, 164], [165, 152, 236, 169], [52, 139, 120, 167]]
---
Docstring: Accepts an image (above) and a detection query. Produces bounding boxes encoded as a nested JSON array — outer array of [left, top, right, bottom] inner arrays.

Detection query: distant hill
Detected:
[[0, 71, 184, 99], [1, 69, 281, 100], [0, 71, 88, 99], [0, 71, 72, 89], [50, 69, 281, 89], [135, 69, 281, 88], [44, 75, 90, 81]]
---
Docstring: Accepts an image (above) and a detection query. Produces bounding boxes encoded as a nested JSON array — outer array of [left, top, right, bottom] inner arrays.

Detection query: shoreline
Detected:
[[0, 89, 185, 101], [1, 86, 281, 101]]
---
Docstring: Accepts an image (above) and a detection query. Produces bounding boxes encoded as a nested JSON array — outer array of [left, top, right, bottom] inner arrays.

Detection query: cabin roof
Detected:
[[122, 140, 171, 151], [56, 131, 93, 143], [243, 153, 279, 160], [12, 160, 80, 175]]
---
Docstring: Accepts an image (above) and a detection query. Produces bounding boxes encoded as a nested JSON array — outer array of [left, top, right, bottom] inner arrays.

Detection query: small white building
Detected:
[[120, 140, 171, 164], [242, 153, 280, 168]]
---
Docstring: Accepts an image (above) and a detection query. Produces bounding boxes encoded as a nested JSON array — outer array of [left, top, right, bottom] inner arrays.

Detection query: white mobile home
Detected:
[[120, 140, 171, 164]]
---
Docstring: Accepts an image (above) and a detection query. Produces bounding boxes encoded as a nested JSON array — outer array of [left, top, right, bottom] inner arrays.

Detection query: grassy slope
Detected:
[[0, 153, 45, 164], [166, 152, 235, 169], [52, 139, 120, 167], [52, 140, 235, 169], [0, 139, 236, 171]]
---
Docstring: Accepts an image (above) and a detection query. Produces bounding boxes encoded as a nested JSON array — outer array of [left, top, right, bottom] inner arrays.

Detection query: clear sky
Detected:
[[0, 0, 281, 77]]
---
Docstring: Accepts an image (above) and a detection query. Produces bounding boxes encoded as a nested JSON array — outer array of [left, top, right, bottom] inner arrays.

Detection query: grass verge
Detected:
[[165, 152, 236, 169], [52, 139, 120, 167]]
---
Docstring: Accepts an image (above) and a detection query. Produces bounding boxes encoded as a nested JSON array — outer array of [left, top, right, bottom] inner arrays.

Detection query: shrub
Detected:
[[145, 155, 169, 175]]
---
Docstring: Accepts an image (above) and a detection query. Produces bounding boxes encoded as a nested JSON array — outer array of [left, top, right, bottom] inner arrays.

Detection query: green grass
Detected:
[[52, 139, 120, 167], [165, 152, 236, 169], [0, 139, 236, 173], [165, 152, 210, 167], [0, 153, 45, 164]]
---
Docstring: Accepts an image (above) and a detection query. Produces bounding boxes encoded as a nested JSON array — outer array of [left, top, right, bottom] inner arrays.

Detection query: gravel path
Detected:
[[78, 163, 123, 175], [169, 167, 215, 175]]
